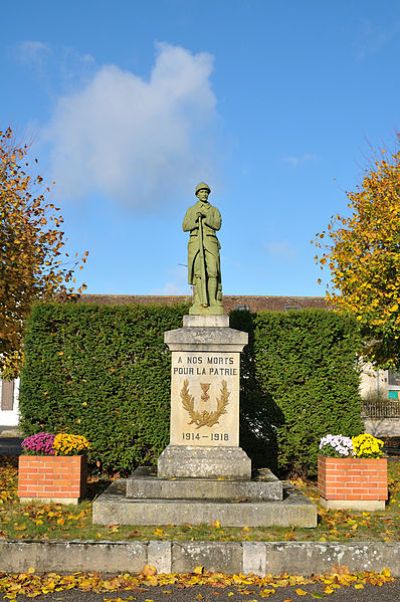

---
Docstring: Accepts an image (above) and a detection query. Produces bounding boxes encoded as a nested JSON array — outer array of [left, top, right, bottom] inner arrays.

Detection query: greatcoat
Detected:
[[182, 200, 222, 286]]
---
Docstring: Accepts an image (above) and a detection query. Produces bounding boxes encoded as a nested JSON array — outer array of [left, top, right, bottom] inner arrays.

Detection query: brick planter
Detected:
[[18, 455, 87, 505], [318, 455, 388, 510]]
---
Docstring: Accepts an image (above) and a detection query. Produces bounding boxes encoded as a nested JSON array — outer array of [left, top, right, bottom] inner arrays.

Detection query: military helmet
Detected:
[[195, 181, 211, 195]]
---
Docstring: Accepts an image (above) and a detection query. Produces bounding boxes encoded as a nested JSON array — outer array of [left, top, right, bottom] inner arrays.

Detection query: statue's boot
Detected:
[[195, 276, 208, 308]]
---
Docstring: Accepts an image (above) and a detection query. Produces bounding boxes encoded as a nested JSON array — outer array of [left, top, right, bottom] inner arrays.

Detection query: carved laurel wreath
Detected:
[[180, 379, 230, 429]]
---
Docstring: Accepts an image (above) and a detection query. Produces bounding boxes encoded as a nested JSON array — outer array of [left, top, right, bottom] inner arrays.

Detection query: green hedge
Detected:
[[20, 304, 362, 475], [19, 303, 188, 472], [231, 309, 363, 475]]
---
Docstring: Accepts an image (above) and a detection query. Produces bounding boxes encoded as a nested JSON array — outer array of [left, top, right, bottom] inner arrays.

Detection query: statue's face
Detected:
[[197, 189, 209, 202]]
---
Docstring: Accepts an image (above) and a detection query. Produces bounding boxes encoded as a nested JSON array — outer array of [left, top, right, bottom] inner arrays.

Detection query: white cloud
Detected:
[[13, 41, 96, 97], [281, 153, 317, 167], [43, 43, 217, 209], [15, 40, 50, 67]]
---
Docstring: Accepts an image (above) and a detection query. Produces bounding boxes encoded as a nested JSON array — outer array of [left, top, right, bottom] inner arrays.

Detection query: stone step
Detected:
[[126, 467, 283, 501], [157, 445, 252, 480], [93, 480, 317, 528]]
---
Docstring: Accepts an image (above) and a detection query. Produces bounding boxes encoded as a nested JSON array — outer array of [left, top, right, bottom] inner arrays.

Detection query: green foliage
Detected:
[[231, 309, 363, 476], [20, 304, 362, 475], [19, 303, 187, 473]]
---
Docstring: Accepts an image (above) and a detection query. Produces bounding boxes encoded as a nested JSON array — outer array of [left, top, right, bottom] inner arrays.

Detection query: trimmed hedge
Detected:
[[20, 304, 362, 475], [231, 309, 363, 475], [19, 303, 188, 472]]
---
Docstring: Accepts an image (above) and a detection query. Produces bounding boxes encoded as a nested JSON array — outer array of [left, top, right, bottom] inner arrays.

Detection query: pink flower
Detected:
[[21, 432, 56, 455]]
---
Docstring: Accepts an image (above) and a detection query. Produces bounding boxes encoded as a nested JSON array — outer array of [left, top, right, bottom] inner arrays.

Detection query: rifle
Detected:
[[198, 215, 209, 307]]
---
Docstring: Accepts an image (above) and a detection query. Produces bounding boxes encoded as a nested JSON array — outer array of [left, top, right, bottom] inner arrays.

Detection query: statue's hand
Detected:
[[196, 211, 206, 221]]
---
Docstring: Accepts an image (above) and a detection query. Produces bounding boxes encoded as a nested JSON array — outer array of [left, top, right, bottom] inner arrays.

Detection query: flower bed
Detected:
[[18, 455, 87, 504], [318, 456, 388, 510], [318, 433, 388, 510], [18, 432, 89, 505]]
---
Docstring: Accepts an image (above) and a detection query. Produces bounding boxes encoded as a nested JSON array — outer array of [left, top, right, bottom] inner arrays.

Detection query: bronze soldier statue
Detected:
[[183, 182, 224, 315]]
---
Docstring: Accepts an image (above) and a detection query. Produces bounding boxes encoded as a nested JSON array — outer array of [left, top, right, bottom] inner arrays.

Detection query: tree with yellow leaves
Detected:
[[0, 127, 88, 378], [316, 144, 400, 367]]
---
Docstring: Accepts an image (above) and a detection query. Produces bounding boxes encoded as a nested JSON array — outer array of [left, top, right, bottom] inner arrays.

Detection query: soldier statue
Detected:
[[183, 182, 224, 315]]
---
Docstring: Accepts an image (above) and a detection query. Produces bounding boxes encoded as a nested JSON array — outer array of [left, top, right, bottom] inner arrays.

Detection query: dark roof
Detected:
[[79, 294, 328, 312]]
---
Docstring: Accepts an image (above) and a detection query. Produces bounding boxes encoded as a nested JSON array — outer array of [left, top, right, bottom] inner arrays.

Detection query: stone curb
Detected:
[[1, 540, 400, 576]]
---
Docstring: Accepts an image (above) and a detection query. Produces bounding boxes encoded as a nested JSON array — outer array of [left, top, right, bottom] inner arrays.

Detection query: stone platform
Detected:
[[93, 474, 317, 528], [126, 466, 283, 501], [92, 314, 317, 529], [157, 445, 252, 480]]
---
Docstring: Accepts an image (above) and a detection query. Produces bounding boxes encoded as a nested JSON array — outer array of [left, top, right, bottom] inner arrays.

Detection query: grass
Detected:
[[1, 457, 400, 542]]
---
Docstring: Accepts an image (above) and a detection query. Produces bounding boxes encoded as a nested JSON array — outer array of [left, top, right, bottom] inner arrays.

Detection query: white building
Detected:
[[0, 378, 19, 429]]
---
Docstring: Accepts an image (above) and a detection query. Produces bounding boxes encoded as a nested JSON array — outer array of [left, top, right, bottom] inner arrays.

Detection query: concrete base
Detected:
[[127, 466, 283, 501], [164, 323, 248, 353], [20, 497, 79, 505], [0, 426, 21, 437], [93, 480, 317, 528], [319, 497, 386, 511], [158, 445, 252, 480], [5, 539, 400, 575], [183, 315, 230, 328]]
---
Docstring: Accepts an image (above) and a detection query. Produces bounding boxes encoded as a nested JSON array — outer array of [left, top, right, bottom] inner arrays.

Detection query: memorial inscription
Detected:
[[170, 351, 240, 447]]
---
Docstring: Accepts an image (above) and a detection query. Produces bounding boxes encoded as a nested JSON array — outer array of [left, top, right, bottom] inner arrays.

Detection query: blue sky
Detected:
[[2, 0, 400, 297]]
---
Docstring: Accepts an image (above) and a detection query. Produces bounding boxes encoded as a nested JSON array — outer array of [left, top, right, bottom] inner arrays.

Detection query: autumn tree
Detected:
[[315, 144, 400, 367], [0, 127, 88, 378]]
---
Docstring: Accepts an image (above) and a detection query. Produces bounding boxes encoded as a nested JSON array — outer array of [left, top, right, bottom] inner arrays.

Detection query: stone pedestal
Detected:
[[158, 314, 251, 480], [92, 314, 317, 528], [158, 446, 251, 480]]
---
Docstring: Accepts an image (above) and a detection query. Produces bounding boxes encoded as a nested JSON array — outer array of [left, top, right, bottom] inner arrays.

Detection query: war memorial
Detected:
[[93, 183, 316, 528]]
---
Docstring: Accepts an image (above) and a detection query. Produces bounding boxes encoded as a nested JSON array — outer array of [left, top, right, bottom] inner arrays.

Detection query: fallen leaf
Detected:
[[142, 564, 157, 577], [194, 566, 204, 575]]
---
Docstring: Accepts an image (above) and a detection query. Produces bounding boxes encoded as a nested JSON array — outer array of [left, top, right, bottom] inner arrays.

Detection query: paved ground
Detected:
[[7, 580, 400, 601], [0, 436, 22, 456]]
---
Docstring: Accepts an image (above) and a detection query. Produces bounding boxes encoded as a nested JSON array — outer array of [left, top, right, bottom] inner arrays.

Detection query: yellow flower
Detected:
[[53, 433, 90, 456], [352, 434, 384, 459]]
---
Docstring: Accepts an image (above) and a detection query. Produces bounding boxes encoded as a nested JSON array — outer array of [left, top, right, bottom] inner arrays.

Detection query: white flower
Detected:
[[319, 434, 353, 457]]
